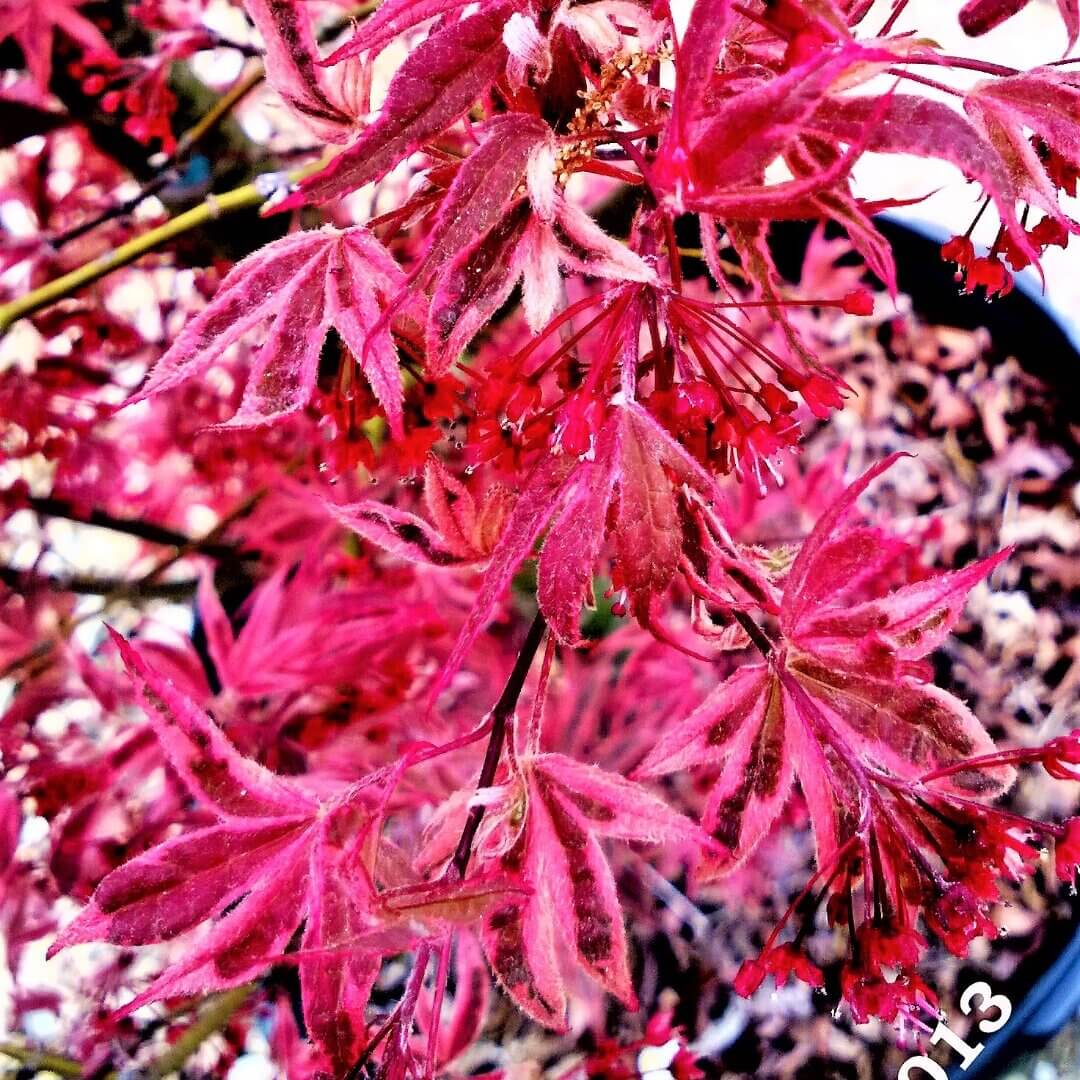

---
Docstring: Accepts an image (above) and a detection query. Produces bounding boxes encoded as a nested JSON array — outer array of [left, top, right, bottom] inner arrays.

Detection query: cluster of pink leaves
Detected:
[[3, 0, 1080, 1076]]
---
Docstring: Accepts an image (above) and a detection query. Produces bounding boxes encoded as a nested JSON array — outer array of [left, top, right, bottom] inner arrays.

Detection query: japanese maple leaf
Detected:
[[325, 0, 523, 64], [959, 0, 1078, 50], [243, 0, 362, 142], [964, 68, 1080, 206], [282, 4, 516, 210], [802, 91, 1075, 270], [418, 750, 714, 1030], [654, 10, 894, 221], [353, 395, 769, 705], [0, 0, 117, 91], [427, 191, 655, 373], [129, 226, 409, 433], [48, 633, 493, 1070], [636, 454, 1015, 879], [187, 564, 442, 702], [323, 454, 515, 566]]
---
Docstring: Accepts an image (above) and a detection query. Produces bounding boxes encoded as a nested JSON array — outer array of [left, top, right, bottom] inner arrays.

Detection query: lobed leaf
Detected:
[[288, 6, 514, 208]]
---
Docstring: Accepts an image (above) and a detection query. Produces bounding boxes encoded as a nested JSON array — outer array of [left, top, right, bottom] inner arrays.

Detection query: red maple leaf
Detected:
[[960, 0, 1078, 50], [418, 748, 714, 1030], [49, 632, 502, 1070], [284, 4, 517, 210], [637, 454, 1015, 878], [129, 226, 408, 432]]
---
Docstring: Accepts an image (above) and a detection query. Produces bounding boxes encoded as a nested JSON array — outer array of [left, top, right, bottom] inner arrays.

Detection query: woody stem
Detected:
[[733, 610, 773, 658], [0, 155, 331, 336], [145, 984, 255, 1079], [450, 611, 548, 878]]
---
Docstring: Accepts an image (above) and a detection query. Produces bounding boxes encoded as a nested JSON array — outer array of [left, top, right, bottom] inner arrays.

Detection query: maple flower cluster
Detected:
[[2, 0, 1080, 1076]]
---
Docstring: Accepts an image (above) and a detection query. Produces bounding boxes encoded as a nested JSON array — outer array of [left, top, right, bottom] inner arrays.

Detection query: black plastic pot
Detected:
[[781, 217, 1080, 1080]]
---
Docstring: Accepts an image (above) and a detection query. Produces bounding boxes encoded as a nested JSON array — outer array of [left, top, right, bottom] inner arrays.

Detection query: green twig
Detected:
[[0, 157, 329, 336], [0, 1043, 82, 1077], [144, 984, 255, 1079]]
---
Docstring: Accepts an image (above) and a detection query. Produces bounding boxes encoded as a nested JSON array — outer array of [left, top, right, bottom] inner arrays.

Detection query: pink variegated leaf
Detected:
[[782, 452, 907, 632], [224, 248, 332, 427], [614, 409, 681, 616], [427, 201, 532, 373], [47, 820, 310, 953], [430, 453, 578, 704], [474, 751, 710, 1027], [658, 44, 895, 214], [1060, 0, 1080, 45], [323, 0, 478, 64], [243, 0, 355, 142], [528, 775, 635, 1005], [481, 821, 568, 1030], [417, 114, 552, 287], [960, 0, 1078, 48], [107, 629, 317, 819], [781, 525, 912, 633], [965, 68, 1080, 180], [196, 571, 235, 683], [130, 227, 404, 428], [623, 401, 726, 501], [782, 686, 856, 874], [537, 419, 620, 645], [110, 843, 311, 1015], [669, 0, 733, 146], [681, 111, 879, 221], [534, 753, 715, 849], [516, 214, 563, 330], [129, 231, 331, 402], [50, 640, 411, 1073], [299, 827, 382, 1067], [634, 664, 771, 779], [787, 138, 898, 295], [648, 457, 1016, 883], [783, 657, 1012, 797], [286, 6, 514, 209], [422, 455, 491, 561], [322, 497, 467, 565], [803, 94, 1067, 266], [797, 548, 1012, 661], [219, 568, 289, 685], [327, 231, 408, 434], [698, 672, 795, 878], [672, 49, 857, 196], [549, 195, 656, 284]]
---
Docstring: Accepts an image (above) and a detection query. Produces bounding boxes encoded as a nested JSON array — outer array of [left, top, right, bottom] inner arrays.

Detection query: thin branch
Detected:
[[0, 156, 330, 335], [23, 495, 244, 559], [0, 566, 200, 600], [877, 0, 910, 36], [733, 610, 774, 658], [450, 612, 548, 879], [144, 984, 254, 1079], [50, 64, 268, 251], [0, 1043, 82, 1078]]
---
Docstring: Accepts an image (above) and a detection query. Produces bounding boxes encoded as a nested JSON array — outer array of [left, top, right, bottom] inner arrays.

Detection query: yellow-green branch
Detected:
[[0, 1042, 82, 1077], [0, 157, 329, 337]]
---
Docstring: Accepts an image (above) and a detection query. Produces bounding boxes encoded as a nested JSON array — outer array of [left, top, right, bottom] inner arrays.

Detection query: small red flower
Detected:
[[963, 256, 1013, 298], [733, 957, 767, 997], [841, 287, 875, 316], [926, 883, 998, 956], [1055, 818, 1080, 885], [941, 235, 975, 270]]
